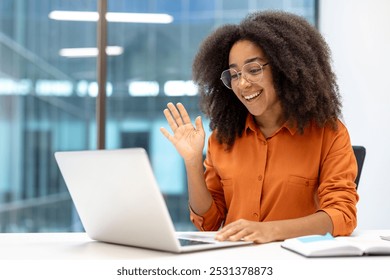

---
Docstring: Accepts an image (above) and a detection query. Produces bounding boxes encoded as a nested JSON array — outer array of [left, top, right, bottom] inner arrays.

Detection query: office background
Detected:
[[1, 0, 387, 232]]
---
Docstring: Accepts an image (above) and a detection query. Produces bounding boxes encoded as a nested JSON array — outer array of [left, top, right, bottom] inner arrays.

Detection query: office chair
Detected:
[[352, 145, 366, 189]]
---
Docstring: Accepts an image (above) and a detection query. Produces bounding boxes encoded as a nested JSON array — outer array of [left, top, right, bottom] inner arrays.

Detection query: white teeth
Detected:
[[243, 91, 261, 100]]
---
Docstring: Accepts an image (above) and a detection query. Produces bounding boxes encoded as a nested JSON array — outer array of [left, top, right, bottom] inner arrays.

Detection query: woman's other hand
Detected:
[[215, 219, 278, 244]]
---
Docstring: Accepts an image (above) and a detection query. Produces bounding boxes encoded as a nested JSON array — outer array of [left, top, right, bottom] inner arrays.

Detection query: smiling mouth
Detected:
[[242, 90, 262, 101]]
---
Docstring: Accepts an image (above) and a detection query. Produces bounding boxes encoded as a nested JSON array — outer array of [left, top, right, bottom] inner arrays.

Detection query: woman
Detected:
[[160, 11, 358, 244]]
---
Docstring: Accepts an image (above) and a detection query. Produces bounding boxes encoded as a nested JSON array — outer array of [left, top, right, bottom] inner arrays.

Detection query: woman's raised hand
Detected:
[[160, 102, 205, 163]]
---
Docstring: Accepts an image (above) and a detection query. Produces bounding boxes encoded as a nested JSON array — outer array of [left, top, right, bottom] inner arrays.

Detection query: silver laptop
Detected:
[[54, 148, 251, 253]]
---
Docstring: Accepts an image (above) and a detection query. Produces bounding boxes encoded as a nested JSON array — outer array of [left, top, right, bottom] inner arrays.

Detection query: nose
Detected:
[[237, 73, 251, 88]]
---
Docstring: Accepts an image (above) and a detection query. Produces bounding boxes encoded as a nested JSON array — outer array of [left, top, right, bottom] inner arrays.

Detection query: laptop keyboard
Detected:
[[178, 238, 214, 246]]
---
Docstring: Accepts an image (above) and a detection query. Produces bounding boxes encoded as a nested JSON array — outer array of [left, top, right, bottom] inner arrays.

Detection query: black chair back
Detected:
[[352, 146, 366, 189]]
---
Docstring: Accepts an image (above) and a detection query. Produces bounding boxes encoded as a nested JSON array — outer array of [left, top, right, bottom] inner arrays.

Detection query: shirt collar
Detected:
[[245, 114, 297, 136]]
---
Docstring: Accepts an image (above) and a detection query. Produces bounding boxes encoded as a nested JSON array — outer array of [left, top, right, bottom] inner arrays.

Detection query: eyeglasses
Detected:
[[220, 61, 269, 89]]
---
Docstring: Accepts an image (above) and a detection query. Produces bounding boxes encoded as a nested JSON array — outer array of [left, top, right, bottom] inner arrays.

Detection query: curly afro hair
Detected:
[[192, 11, 341, 149]]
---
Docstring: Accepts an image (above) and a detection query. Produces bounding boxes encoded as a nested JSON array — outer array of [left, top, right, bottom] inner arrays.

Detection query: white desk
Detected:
[[0, 230, 389, 260], [0, 232, 294, 260], [1, 230, 389, 280]]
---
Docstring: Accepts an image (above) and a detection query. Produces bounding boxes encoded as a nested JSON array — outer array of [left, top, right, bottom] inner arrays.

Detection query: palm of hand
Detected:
[[160, 102, 206, 162], [171, 122, 205, 160]]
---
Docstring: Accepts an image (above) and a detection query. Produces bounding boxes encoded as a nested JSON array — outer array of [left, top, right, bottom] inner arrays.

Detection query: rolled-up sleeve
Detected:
[[318, 123, 359, 236], [189, 200, 223, 231]]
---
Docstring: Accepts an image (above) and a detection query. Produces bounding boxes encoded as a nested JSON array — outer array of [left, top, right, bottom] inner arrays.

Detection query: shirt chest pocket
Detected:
[[288, 175, 318, 188], [284, 175, 319, 212]]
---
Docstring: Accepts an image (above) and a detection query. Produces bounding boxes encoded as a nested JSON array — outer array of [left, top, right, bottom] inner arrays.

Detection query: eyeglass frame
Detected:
[[220, 61, 269, 89]]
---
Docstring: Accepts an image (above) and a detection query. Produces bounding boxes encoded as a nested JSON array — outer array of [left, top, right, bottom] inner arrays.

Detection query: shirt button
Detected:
[[253, 213, 259, 218], [258, 175, 263, 181]]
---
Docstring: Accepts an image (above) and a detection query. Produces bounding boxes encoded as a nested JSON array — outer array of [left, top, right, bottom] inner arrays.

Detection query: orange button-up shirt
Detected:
[[190, 114, 359, 236]]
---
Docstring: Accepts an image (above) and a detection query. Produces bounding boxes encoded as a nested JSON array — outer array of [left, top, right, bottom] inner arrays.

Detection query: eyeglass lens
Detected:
[[221, 62, 265, 89]]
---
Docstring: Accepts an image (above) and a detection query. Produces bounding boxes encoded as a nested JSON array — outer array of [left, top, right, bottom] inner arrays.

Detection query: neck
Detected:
[[253, 112, 285, 139]]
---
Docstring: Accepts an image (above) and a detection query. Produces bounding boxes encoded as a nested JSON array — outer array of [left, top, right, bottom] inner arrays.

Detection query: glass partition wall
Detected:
[[0, 0, 317, 232]]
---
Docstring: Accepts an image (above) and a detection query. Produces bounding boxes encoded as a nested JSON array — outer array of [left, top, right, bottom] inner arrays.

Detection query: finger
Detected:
[[215, 223, 242, 241], [194, 116, 204, 132], [167, 102, 184, 126], [176, 103, 191, 124], [228, 228, 251, 242], [159, 127, 174, 142], [163, 108, 178, 132], [224, 227, 248, 241], [242, 232, 260, 243]]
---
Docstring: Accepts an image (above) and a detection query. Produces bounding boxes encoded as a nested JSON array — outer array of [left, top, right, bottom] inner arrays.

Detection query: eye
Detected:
[[247, 67, 262, 75], [229, 70, 239, 80]]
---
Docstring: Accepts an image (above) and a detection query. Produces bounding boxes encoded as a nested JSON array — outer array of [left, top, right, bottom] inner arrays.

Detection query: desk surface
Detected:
[[1, 229, 390, 260]]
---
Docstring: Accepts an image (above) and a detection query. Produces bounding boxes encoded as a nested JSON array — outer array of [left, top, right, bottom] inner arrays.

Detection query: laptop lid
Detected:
[[54, 148, 250, 253]]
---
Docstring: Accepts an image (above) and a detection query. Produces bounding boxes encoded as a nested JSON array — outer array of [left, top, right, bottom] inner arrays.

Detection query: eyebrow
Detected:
[[229, 57, 265, 68]]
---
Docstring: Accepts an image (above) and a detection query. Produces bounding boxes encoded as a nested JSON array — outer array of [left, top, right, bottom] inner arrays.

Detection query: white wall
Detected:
[[319, 0, 390, 229]]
